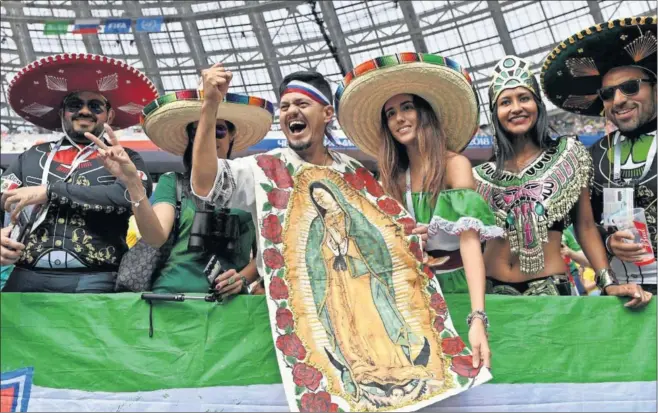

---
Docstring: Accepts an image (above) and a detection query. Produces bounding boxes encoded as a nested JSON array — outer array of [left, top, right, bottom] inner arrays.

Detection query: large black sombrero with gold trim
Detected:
[[541, 15, 657, 117]]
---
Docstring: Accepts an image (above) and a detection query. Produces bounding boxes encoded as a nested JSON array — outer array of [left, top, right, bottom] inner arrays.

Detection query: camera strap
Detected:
[[147, 176, 182, 339], [173, 173, 183, 243]]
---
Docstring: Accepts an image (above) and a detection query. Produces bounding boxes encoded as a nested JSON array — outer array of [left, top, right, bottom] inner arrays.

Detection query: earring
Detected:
[[492, 135, 500, 159]]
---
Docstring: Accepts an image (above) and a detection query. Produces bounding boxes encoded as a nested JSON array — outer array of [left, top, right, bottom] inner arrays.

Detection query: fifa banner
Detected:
[[1, 293, 655, 412]]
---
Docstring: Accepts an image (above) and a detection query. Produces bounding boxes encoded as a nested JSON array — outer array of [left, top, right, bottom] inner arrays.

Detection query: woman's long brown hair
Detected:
[[378, 95, 448, 207]]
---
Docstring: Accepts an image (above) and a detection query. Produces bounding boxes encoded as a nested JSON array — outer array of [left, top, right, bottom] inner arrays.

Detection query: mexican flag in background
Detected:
[[1, 293, 655, 412], [43, 21, 69, 35]]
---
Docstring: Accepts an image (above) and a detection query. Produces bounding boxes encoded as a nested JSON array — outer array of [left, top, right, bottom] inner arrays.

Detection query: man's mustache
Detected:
[[72, 114, 98, 123], [612, 102, 637, 112]]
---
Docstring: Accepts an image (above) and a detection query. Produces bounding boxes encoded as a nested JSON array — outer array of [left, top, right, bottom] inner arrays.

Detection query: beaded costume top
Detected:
[[473, 137, 593, 274]]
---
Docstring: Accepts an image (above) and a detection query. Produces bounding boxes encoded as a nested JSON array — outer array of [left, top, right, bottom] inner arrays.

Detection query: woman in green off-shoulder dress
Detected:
[[334, 52, 504, 369]]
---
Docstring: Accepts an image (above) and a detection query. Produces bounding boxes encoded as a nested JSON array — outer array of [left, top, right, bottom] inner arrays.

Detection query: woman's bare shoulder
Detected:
[[444, 152, 474, 189]]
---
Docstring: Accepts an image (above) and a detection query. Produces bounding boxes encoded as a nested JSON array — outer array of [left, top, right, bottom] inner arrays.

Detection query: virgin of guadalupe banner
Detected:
[[253, 156, 492, 412]]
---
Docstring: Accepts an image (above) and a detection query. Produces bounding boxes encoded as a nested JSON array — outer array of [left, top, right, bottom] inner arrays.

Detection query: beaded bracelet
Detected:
[[467, 310, 490, 330]]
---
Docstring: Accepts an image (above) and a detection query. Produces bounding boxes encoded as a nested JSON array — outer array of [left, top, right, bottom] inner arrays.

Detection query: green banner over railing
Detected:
[[1, 293, 655, 393]]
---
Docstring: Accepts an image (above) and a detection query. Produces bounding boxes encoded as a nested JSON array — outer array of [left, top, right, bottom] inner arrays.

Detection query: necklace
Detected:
[[508, 148, 543, 173]]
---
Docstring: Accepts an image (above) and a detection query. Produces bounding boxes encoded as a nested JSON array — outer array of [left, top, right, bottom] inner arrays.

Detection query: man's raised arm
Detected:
[[191, 63, 232, 198]]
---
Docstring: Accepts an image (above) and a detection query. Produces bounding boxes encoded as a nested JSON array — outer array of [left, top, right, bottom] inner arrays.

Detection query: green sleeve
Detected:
[[562, 225, 582, 252], [428, 189, 504, 241], [153, 172, 177, 207]]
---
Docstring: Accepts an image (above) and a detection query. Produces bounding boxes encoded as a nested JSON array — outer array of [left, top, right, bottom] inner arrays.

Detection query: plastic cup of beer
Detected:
[[620, 208, 656, 267]]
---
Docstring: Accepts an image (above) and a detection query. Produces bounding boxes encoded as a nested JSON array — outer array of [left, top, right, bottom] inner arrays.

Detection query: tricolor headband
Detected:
[[281, 80, 331, 106]]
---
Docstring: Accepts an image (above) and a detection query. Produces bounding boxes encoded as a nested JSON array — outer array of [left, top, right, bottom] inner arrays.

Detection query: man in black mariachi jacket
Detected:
[[542, 16, 656, 298], [0, 53, 158, 292]]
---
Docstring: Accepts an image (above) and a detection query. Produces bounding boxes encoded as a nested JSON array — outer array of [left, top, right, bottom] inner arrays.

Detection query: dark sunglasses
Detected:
[[64, 98, 108, 114], [597, 79, 654, 101], [188, 123, 229, 140]]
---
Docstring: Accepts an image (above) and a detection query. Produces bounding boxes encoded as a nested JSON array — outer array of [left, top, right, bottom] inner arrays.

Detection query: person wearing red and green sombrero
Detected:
[[542, 15, 656, 298], [1, 53, 157, 293]]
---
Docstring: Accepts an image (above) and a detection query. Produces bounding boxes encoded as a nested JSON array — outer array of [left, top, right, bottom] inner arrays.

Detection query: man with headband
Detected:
[[0, 53, 156, 292], [189, 63, 373, 286], [542, 16, 657, 294]]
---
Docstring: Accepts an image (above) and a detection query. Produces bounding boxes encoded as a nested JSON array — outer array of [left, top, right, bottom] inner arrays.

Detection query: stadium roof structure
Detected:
[[1, 0, 655, 133]]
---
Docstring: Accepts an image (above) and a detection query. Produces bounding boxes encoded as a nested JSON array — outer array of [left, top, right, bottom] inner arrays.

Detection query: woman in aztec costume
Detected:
[[86, 89, 274, 296], [473, 54, 649, 306], [335, 52, 501, 369], [542, 16, 656, 298]]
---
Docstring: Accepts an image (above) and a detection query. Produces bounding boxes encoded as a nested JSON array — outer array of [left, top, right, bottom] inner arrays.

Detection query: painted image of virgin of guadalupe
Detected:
[[305, 180, 434, 403]]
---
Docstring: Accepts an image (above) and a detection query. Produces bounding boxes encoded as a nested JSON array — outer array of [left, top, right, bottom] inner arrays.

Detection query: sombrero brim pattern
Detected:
[[335, 52, 479, 157], [141, 90, 274, 156], [541, 16, 657, 117], [8, 53, 158, 130]]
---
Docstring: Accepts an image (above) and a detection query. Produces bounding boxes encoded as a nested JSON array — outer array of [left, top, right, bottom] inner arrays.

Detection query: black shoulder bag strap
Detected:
[[149, 172, 184, 338]]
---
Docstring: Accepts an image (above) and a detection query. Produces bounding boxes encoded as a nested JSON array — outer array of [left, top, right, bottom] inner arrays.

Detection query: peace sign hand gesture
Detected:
[[85, 124, 139, 185]]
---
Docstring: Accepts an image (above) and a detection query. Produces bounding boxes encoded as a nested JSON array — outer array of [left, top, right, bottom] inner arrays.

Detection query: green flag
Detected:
[[43, 21, 69, 35]]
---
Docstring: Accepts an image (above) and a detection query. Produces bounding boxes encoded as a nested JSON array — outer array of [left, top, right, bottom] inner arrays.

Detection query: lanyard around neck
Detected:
[[405, 168, 425, 220], [613, 130, 656, 184], [40, 137, 98, 186], [32, 136, 99, 233]]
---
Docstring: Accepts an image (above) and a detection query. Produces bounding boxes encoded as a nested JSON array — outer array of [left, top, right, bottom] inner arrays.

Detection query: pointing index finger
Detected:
[[85, 132, 109, 150]]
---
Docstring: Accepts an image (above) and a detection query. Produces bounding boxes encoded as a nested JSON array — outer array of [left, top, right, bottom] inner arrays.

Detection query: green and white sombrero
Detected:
[[541, 15, 657, 117], [141, 90, 275, 155], [334, 52, 479, 157]]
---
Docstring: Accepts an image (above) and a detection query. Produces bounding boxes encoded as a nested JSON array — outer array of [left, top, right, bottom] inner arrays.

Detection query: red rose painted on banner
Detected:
[[377, 197, 402, 216], [300, 391, 339, 412], [430, 293, 447, 316], [451, 355, 482, 378], [257, 155, 294, 189], [257, 154, 281, 171], [292, 363, 323, 391], [263, 248, 285, 269], [276, 307, 294, 330], [423, 265, 435, 279], [442, 337, 466, 355], [358, 168, 384, 198], [272, 170, 294, 189], [355, 167, 371, 180], [261, 214, 283, 243], [269, 276, 289, 299], [397, 217, 416, 235], [344, 172, 365, 191], [409, 241, 423, 261], [267, 188, 291, 209], [433, 316, 445, 333], [364, 179, 384, 198], [276, 333, 307, 360]]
